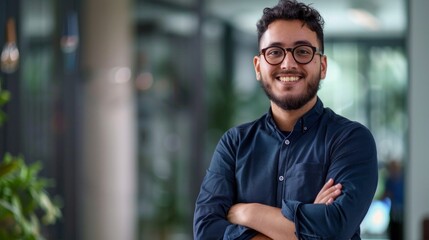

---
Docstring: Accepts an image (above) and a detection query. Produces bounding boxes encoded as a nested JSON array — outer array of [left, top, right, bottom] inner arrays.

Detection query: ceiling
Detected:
[[137, 0, 407, 38]]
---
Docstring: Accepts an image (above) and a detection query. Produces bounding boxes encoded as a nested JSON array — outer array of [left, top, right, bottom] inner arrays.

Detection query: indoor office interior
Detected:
[[0, 0, 428, 239]]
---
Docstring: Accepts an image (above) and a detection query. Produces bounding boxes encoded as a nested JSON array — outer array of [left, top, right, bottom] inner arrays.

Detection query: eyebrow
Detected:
[[266, 40, 315, 48]]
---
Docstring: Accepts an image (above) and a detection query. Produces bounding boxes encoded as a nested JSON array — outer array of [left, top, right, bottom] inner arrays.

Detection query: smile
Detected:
[[278, 76, 300, 82]]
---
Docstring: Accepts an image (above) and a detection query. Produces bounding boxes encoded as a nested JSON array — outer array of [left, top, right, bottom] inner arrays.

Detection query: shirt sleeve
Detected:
[[193, 129, 257, 240], [281, 125, 378, 239]]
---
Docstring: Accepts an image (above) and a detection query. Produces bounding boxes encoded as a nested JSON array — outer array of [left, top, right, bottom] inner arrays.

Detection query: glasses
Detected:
[[260, 45, 323, 65]]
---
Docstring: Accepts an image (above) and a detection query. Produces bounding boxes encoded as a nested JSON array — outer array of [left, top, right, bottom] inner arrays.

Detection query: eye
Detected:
[[295, 46, 313, 56], [266, 47, 283, 58]]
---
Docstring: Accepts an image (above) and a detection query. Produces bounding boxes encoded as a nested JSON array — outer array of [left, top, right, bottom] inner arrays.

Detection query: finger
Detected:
[[322, 186, 342, 204], [316, 190, 336, 204], [314, 179, 334, 202], [320, 178, 334, 192], [315, 182, 342, 204], [323, 184, 342, 199]]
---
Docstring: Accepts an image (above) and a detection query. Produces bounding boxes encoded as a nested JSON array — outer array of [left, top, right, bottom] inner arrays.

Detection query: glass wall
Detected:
[[320, 41, 407, 237], [135, 30, 197, 239]]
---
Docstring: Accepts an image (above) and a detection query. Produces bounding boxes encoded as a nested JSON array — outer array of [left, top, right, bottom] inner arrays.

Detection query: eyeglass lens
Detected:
[[264, 45, 315, 65]]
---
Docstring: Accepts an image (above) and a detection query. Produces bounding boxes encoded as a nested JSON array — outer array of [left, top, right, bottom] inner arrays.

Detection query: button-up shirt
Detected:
[[193, 99, 378, 240]]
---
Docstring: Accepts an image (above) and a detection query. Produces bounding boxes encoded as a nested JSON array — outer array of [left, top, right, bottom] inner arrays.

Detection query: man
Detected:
[[193, 0, 378, 239]]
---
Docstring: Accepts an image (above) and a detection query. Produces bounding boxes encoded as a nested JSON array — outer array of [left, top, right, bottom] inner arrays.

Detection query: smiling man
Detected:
[[193, 1, 378, 239]]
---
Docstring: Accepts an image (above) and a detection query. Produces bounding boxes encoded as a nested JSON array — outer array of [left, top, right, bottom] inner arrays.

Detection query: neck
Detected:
[[271, 97, 317, 132]]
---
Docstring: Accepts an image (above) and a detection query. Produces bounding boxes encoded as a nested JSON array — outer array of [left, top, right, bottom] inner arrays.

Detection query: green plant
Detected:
[[0, 81, 61, 239], [0, 153, 61, 240]]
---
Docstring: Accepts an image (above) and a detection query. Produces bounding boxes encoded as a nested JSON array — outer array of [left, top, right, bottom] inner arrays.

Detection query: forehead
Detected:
[[260, 20, 319, 48]]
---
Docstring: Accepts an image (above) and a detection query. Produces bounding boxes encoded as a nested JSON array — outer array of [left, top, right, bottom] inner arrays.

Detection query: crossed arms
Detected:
[[227, 179, 342, 240]]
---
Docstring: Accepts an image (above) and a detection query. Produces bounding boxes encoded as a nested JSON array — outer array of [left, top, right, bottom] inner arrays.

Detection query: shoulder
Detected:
[[322, 108, 376, 152], [212, 114, 268, 161], [323, 107, 371, 132], [223, 113, 269, 139], [321, 107, 375, 147]]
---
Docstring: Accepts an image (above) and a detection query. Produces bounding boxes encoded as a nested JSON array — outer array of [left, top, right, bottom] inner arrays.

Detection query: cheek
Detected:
[[309, 61, 325, 79], [257, 64, 271, 79]]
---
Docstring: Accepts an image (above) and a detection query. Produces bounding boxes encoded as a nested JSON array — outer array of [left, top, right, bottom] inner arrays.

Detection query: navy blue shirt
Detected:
[[193, 99, 378, 240]]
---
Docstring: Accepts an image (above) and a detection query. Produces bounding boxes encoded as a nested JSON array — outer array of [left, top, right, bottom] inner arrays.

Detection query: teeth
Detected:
[[279, 76, 299, 82]]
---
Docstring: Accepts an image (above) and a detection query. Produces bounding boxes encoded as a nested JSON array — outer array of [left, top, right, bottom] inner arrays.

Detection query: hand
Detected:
[[314, 178, 342, 205]]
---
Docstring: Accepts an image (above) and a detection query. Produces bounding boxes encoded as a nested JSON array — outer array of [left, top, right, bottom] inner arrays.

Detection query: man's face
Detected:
[[254, 20, 327, 110]]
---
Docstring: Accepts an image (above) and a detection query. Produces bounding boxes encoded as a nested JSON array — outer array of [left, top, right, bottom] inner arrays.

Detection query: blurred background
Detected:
[[0, 0, 428, 239]]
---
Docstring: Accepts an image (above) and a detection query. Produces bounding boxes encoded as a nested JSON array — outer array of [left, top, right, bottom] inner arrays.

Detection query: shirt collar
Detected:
[[266, 97, 324, 135]]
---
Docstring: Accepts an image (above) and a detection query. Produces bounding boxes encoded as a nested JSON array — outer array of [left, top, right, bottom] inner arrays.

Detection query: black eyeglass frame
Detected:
[[259, 45, 324, 65]]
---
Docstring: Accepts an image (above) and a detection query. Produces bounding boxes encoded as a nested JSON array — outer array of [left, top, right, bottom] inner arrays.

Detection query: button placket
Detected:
[[277, 135, 291, 204]]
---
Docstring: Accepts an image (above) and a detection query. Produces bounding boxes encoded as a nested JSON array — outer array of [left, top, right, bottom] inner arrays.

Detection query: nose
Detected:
[[280, 50, 298, 69]]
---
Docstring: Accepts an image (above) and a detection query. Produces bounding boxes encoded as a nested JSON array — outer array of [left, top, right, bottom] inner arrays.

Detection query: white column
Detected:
[[407, 0, 429, 239], [79, 0, 136, 239]]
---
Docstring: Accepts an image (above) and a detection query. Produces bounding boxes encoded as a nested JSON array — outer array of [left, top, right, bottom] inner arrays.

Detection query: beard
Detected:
[[260, 73, 321, 110]]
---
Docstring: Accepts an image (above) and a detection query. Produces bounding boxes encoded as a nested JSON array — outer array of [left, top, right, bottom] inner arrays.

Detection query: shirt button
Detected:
[[279, 176, 284, 181], [284, 139, 290, 145]]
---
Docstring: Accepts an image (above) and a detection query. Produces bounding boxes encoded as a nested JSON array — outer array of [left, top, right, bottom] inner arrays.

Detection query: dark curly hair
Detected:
[[256, 0, 325, 53]]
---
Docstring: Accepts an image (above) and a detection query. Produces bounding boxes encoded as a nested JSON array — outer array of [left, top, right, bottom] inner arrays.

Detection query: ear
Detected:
[[254, 55, 261, 80], [320, 55, 327, 80]]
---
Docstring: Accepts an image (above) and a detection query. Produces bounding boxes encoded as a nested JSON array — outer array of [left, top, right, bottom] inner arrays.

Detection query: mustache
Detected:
[[273, 70, 304, 76], [275, 70, 304, 75]]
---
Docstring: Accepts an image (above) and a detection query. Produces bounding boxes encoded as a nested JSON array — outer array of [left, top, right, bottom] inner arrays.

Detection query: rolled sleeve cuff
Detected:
[[224, 224, 257, 240], [281, 200, 302, 238]]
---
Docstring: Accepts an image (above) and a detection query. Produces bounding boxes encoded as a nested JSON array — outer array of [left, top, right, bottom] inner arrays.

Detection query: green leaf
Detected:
[[0, 153, 62, 240], [0, 199, 20, 216], [0, 160, 20, 178]]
